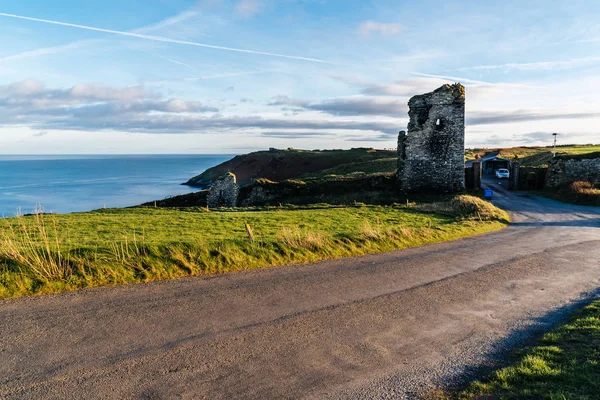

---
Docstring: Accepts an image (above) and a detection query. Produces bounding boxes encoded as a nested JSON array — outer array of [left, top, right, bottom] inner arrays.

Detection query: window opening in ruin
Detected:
[[436, 119, 441, 126]]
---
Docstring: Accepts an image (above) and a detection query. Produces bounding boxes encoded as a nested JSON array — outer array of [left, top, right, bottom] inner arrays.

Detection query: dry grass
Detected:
[[0, 213, 73, 281], [278, 226, 331, 251], [359, 219, 384, 240], [542, 181, 600, 206], [418, 195, 510, 223]]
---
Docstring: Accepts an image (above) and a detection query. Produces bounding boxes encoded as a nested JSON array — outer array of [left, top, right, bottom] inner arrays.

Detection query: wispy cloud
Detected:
[[268, 94, 407, 117], [135, 10, 199, 33], [0, 12, 331, 64], [144, 70, 272, 85], [261, 131, 337, 138], [468, 110, 600, 125], [235, 0, 263, 18], [0, 40, 91, 62], [136, 48, 200, 73], [0, 7, 206, 64], [358, 21, 403, 37], [460, 57, 600, 72], [346, 134, 393, 142], [307, 97, 407, 117]]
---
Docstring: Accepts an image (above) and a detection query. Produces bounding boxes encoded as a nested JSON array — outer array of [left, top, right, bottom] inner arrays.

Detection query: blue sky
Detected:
[[1, 0, 599, 154]]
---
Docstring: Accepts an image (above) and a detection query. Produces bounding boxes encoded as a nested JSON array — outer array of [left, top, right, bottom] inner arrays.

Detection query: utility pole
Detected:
[[552, 133, 559, 157]]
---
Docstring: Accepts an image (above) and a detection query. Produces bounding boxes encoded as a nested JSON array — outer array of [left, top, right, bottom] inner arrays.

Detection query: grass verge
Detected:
[[532, 181, 600, 206], [428, 300, 600, 400], [0, 196, 508, 299]]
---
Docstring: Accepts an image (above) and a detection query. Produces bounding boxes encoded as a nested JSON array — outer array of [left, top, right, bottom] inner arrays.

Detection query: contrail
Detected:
[[0, 12, 331, 64]]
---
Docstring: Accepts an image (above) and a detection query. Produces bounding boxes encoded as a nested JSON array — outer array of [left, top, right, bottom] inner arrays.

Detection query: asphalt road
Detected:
[[1, 181, 599, 399]]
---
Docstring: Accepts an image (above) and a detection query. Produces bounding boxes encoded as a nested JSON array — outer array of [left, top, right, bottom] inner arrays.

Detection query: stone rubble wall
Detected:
[[546, 157, 600, 188], [207, 173, 239, 208], [398, 83, 465, 193]]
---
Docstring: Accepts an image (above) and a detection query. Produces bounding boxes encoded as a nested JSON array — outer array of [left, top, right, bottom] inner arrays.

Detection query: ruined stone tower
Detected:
[[207, 173, 239, 208], [397, 83, 465, 193]]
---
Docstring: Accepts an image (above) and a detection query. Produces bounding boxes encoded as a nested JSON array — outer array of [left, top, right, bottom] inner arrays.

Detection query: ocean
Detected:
[[0, 154, 232, 216]]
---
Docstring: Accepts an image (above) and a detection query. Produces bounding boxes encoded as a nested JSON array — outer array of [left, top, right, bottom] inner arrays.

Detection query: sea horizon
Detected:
[[0, 154, 233, 216]]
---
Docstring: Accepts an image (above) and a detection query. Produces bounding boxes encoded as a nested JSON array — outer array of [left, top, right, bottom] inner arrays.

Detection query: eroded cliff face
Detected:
[[398, 83, 465, 193]]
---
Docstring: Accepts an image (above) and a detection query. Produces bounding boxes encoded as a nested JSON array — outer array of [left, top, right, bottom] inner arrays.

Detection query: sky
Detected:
[[0, 0, 599, 154]]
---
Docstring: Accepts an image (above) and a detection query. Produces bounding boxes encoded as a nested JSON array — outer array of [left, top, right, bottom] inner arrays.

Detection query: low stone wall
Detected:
[[546, 156, 600, 188]]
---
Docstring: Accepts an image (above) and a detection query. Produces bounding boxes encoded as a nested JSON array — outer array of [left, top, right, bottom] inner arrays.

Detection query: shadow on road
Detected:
[[452, 286, 600, 390], [509, 218, 600, 227], [481, 176, 600, 219]]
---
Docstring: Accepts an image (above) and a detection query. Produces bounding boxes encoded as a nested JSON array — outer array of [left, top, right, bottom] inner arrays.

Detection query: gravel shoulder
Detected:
[[1, 180, 599, 399]]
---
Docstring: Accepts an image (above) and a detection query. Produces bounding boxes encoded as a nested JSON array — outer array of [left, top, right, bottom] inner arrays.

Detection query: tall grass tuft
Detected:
[[360, 219, 384, 240], [278, 226, 330, 251], [0, 212, 72, 281]]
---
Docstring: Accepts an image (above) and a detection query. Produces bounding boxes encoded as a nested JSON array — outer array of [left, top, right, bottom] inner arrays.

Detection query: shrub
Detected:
[[556, 181, 600, 206], [418, 195, 509, 222]]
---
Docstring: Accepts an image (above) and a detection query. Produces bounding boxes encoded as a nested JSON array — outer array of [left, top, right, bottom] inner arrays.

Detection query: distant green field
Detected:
[[0, 197, 507, 299], [465, 144, 600, 166], [556, 144, 600, 154]]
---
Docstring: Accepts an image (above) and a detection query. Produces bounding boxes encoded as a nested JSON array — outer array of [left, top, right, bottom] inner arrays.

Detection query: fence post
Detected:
[[245, 223, 255, 242]]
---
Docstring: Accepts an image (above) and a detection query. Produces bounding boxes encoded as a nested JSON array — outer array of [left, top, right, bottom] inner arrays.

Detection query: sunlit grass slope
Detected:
[[0, 196, 508, 299]]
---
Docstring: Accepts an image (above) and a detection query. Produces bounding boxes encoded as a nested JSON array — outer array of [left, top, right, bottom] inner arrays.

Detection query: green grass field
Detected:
[[0, 196, 507, 299], [430, 300, 600, 399], [465, 144, 600, 165]]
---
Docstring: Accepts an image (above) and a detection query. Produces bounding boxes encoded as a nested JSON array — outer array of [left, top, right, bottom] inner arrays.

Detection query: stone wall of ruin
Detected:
[[398, 84, 465, 193], [207, 173, 239, 208]]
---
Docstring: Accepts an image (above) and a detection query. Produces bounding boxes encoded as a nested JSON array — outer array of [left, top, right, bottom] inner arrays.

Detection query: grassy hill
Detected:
[[184, 148, 396, 187], [186, 145, 599, 190]]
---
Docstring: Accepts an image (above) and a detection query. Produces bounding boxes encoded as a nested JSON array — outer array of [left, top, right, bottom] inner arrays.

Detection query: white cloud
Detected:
[[268, 95, 310, 107], [235, 0, 263, 18], [68, 84, 152, 101], [358, 21, 403, 37], [0, 80, 401, 136], [7, 80, 46, 95]]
